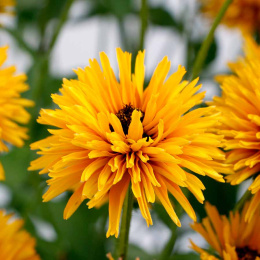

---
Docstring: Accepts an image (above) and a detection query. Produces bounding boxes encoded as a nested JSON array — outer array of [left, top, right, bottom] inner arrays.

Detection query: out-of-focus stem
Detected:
[[159, 225, 177, 260], [139, 0, 148, 50], [192, 0, 233, 80], [234, 190, 252, 212], [1, 27, 35, 57], [48, 0, 75, 53]]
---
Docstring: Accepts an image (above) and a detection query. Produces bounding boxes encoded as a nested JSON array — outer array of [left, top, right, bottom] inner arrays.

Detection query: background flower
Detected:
[[0, 0, 15, 15], [190, 202, 260, 260], [209, 36, 260, 221], [200, 0, 260, 33], [0, 210, 40, 260], [0, 46, 33, 180]]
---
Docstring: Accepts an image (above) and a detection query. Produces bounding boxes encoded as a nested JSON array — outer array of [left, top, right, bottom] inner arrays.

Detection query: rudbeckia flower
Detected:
[[0, 210, 40, 260], [190, 202, 260, 260], [29, 48, 229, 237], [0, 46, 34, 180], [0, 0, 15, 15], [209, 36, 260, 221], [200, 0, 260, 33]]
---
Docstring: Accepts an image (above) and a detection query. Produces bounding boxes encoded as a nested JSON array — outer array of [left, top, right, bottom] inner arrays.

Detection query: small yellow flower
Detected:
[[0, 46, 34, 180], [0, 210, 40, 260], [190, 202, 260, 260], [29, 48, 229, 238], [200, 0, 260, 33], [209, 36, 260, 222], [0, 0, 15, 15]]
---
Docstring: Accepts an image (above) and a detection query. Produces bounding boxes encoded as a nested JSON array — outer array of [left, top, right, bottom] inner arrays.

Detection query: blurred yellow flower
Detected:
[[0, 210, 40, 260], [209, 36, 260, 222], [29, 48, 229, 238], [0, 46, 34, 180], [0, 0, 15, 15], [190, 202, 260, 260], [200, 0, 260, 33]]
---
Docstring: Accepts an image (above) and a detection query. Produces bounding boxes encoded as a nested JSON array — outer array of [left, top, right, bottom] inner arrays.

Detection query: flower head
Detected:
[[0, 210, 40, 260], [0, 46, 34, 180], [200, 0, 260, 33], [0, 0, 15, 15], [209, 36, 260, 221], [29, 48, 228, 237], [190, 202, 260, 260]]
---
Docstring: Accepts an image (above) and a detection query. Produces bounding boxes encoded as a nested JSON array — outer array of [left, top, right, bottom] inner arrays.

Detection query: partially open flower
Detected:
[[190, 202, 260, 260], [29, 48, 229, 237]]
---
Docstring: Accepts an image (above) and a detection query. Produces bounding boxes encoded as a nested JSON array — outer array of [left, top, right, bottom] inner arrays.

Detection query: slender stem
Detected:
[[115, 186, 134, 260], [48, 0, 75, 53], [139, 0, 148, 50], [191, 0, 233, 80], [1, 27, 36, 57], [159, 225, 177, 260], [30, 0, 75, 140], [233, 190, 252, 212], [118, 18, 128, 51]]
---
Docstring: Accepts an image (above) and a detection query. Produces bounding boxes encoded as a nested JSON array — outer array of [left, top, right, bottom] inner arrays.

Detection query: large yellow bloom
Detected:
[[0, 46, 33, 180], [0, 0, 15, 14], [200, 0, 260, 32], [29, 48, 229, 237], [209, 36, 260, 222], [190, 202, 260, 260], [0, 210, 40, 260]]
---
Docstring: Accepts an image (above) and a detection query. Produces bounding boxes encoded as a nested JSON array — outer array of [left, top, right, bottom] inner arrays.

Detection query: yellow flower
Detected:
[[0, 0, 15, 15], [190, 202, 260, 260], [209, 36, 260, 222], [200, 0, 260, 33], [0, 46, 34, 180], [0, 210, 40, 260], [29, 48, 229, 238]]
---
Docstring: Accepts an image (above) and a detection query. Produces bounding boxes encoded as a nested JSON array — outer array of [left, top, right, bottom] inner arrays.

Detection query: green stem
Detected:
[[30, 0, 75, 140], [191, 0, 233, 80], [115, 186, 134, 260], [159, 225, 177, 260], [139, 0, 148, 50], [48, 0, 75, 53], [1, 27, 36, 57], [118, 18, 128, 51], [233, 190, 252, 212]]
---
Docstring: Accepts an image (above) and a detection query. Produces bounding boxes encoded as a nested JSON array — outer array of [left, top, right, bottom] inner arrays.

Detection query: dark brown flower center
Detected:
[[113, 104, 144, 135], [236, 247, 260, 260]]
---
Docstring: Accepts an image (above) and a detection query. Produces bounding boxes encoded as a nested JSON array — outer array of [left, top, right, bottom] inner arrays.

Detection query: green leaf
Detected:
[[128, 244, 155, 259], [169, 253, 200, 260], [188, 176, 238, 219], [149, 7, 182, 31]]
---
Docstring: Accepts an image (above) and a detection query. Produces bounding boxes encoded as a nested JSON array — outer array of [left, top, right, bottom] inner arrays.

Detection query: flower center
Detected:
[[114, 104, 144, 135], [236, 247, 260, 260]]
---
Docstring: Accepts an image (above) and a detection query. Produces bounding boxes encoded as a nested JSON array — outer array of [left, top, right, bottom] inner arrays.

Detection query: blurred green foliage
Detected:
[[0, 0, 238, 259]]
